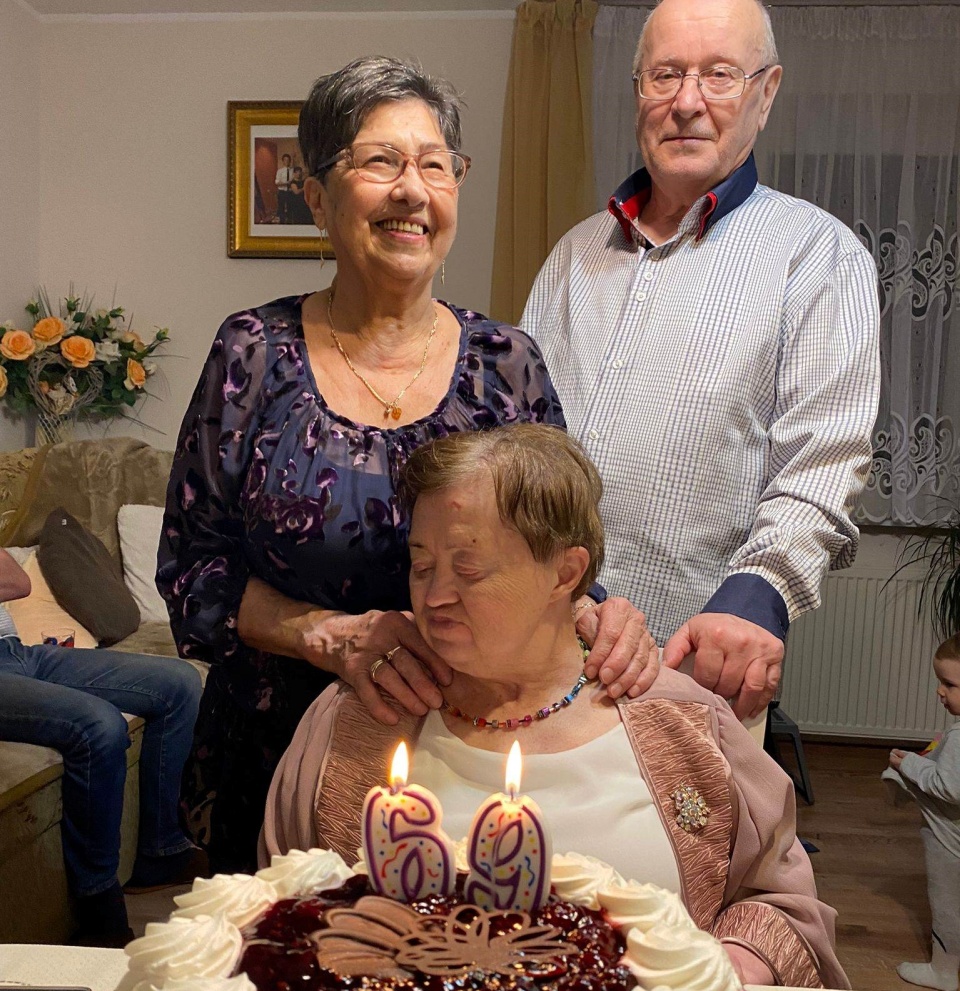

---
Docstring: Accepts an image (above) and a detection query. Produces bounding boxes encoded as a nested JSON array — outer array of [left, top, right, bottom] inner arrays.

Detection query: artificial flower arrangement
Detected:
[[0, 288, 169, 423]]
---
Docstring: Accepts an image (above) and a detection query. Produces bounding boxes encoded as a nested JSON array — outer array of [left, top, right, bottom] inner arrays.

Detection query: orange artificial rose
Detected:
[[60, 335, 96, 368], [0, 329, 36, 361], [32, 316, 66, 347], [120, 331, 146, 351], [0, 366, 8, 399], [124, 358, 146, 390]]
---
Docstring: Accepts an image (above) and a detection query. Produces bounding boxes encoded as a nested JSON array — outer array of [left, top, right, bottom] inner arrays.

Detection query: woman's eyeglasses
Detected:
[[315, 143, 472, 189]]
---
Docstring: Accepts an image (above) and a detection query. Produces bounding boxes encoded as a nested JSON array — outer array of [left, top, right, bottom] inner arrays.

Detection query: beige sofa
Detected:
[[0, 437, 200, 944]]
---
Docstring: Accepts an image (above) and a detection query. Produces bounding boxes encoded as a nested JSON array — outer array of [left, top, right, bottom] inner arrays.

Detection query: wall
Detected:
[[27, 11, 513, 450], [0, 0, 40, 448]]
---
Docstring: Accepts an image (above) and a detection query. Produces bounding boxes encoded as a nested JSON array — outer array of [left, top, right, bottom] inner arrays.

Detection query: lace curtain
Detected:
[[593, 4, 960, 525]]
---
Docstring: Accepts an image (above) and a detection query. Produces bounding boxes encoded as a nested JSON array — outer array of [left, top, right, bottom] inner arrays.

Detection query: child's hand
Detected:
[[889, 749, 908, 771]]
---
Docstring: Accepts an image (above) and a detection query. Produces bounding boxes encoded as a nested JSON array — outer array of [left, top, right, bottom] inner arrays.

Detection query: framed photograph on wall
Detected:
[[227, 100, 334, 259]]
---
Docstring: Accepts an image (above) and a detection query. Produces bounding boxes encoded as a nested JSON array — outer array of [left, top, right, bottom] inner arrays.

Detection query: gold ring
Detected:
[[369, 658, 387, 683], [384, 646, 402, 662]]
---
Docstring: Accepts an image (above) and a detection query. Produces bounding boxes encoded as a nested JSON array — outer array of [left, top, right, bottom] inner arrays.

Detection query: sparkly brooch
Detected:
[[671, 784, 710, 833]]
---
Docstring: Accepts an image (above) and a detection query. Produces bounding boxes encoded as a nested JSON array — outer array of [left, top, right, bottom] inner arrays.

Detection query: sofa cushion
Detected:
[[117, 504, 168, 625], [3, 551, 97, 649], [38, 509, 140, 647], [0, 438, 173, 560]]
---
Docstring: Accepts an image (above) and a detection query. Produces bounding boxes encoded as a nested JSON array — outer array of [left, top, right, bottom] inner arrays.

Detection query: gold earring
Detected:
[[320, 230, 328, 270], [441, 260, 446, 286]]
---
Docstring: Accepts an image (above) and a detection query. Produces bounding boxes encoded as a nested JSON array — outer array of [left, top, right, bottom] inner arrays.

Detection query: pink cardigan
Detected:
[[261, 667, 848, 989]]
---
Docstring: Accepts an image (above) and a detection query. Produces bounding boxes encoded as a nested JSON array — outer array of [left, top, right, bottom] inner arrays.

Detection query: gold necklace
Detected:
[[326, 285, 438, 421]]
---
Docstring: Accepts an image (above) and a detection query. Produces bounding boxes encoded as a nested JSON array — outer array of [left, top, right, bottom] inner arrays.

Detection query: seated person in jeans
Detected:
[[0, 548, 206, 946]]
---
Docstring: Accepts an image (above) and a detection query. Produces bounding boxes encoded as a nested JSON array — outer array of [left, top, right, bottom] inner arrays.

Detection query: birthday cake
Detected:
[[118, 848, 742, 991]]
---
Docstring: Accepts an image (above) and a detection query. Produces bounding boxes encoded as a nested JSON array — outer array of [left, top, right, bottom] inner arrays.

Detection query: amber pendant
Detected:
[[386, 405, 402, 420]]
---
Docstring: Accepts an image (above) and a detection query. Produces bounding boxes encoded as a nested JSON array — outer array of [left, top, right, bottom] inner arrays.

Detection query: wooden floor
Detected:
[[790, 742, 931, 991], [127, 743, 938, 991]]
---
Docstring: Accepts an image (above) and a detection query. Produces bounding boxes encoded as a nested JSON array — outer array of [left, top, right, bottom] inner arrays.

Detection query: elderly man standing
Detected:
[[522, 0, 880, 720]]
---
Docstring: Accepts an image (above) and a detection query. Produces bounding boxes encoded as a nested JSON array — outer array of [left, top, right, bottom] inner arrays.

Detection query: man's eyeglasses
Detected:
[[633, 64, 773, 102], [314, 143, 472, 189]]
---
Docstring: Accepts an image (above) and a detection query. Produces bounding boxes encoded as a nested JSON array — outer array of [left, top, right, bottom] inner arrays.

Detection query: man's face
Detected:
[[282, 155, 291, 165], [635, 0, 781, 204]]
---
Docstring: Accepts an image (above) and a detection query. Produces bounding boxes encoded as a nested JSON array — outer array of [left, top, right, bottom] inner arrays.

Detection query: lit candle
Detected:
[[360, 741, 456, 902], [465, 740, 551, 912]]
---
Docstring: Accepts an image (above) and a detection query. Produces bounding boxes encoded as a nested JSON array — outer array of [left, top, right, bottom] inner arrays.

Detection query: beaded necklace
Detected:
[[441, 638, 594, 731]]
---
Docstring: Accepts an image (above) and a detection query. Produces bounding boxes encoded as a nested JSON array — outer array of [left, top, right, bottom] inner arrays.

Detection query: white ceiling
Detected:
[[22, 0, 519, 14]]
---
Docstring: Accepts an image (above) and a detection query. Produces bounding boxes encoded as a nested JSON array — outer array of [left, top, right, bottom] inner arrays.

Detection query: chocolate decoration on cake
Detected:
[[397, 904, 578, 977]]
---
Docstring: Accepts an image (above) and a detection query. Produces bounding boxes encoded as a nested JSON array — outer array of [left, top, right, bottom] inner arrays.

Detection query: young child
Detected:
[[885, 633, 960, 991]]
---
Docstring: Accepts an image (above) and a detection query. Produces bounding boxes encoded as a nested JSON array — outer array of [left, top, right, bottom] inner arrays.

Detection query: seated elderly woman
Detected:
[[262, 424, 847, 989]]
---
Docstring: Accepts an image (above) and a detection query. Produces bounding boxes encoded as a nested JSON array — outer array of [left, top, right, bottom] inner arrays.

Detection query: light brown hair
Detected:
[[400, 424, 604, 598], [936, 633, 960, 663]]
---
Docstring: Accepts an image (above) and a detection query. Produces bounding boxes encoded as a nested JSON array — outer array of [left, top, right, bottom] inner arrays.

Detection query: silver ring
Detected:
[[369, 657, 387, 683]]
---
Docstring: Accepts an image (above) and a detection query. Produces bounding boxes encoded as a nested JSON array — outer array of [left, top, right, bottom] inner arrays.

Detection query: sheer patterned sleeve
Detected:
[[479, 321, 567, 429], [157, 310, 268, 668]]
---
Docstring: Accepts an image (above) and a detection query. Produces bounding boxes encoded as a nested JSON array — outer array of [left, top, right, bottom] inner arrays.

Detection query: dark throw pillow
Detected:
[[37, 508, 140, 647]]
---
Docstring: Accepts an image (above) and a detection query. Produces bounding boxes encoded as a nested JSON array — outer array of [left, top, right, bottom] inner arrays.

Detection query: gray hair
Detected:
[[633, 0, 778, 74], [299, 56, 464, 180]]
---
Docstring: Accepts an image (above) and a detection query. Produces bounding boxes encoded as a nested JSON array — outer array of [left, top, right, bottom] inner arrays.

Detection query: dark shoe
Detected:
[[71, 880, 133, 947], [71, 925, 136, 948], [124, 845, 211, 894]]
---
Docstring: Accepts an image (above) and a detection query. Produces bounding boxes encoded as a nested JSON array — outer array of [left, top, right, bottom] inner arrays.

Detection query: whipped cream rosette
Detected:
[[171, 872, 277, 928], [625, 922, 743, 991], [255, 847, 352, 899], [549, 850, 628, 909], [598, 880, 697, 937], [118, 914, 242, 991]]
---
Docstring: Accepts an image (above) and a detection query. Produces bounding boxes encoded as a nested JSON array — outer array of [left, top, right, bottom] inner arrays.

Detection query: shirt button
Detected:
[[643, 271, 654, 281], [635, 291, 647, 302], [611, 359, 623, 369], [587, 429, 600, 441]]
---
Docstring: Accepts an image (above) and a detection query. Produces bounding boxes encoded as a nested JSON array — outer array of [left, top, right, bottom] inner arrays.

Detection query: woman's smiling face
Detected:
[[306, 98, 459, 289]]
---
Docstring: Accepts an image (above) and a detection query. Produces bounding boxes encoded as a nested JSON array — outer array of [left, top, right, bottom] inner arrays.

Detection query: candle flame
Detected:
[[505, 740, 522, 799], [389, 741, 409, 790]]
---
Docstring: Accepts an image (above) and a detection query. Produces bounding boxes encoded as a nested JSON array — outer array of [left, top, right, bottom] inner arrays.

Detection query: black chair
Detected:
[[763, 701, 814, 805]]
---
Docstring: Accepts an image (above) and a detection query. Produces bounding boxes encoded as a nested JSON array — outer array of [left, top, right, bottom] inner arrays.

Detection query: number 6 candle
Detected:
[[465, 740, 551, 912], [361, 741, 456, 901]]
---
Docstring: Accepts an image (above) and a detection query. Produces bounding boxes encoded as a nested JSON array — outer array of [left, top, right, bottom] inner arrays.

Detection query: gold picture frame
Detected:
[[227, 100, 334, 259]]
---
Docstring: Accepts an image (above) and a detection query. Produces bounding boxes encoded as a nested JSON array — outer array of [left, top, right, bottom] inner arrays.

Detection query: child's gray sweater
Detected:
[[890, 722, 960, 858]]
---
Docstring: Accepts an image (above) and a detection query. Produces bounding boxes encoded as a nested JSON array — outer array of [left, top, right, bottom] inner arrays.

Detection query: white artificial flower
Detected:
[[95, 340, 122, 361], [143, 360, 157, 376]]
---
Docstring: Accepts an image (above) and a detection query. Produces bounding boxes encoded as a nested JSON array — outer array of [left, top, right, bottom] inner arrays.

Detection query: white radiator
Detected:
[[780, 568, 955, 741]]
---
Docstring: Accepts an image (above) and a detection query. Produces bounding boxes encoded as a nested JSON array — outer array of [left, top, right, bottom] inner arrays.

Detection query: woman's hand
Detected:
[[723, 943, 775, 985], [314, 610, 454, 726], [574, 596, 659, 699], [889, 748, 907, 771]]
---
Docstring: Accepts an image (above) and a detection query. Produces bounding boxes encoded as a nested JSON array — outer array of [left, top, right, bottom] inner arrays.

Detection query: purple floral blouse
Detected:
[[157, 294, 566, 718]]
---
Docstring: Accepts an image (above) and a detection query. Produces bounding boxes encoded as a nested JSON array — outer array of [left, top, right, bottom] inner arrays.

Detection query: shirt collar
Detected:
[[607, 153, 758, 244]]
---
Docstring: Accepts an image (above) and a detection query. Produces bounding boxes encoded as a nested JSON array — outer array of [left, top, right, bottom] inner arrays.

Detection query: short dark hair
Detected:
[[281, 153, 292, 162], [299, 55, 463, 181], [936, 633, 960, 662], [400, 425, 604, 598]]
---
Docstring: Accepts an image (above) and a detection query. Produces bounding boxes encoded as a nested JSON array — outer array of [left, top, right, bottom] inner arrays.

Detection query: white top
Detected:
[[410, 709, 682, 891]]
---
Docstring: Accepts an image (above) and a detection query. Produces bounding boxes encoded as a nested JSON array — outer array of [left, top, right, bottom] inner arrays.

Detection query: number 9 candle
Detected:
[[465, 740, 551, 912], [361, 741, 456, 901]]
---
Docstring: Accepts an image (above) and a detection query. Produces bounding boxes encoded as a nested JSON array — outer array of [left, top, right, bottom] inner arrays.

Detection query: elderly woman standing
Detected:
[[158, 57, 654, 874], [263, 425, 848, 989]]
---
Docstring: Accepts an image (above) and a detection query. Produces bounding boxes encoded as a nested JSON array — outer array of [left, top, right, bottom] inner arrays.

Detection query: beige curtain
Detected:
[[490, 0, 598, 325]]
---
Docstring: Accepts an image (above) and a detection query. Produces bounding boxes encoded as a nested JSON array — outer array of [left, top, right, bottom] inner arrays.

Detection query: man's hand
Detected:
[[889, 749, 907, 772], [575, 597, 659, 699], [307, 609, 453, 726], [662, 612, 784, 719]]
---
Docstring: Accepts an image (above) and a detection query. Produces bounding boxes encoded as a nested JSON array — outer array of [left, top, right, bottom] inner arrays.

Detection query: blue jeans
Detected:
[[0, 637, 202, 897]]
